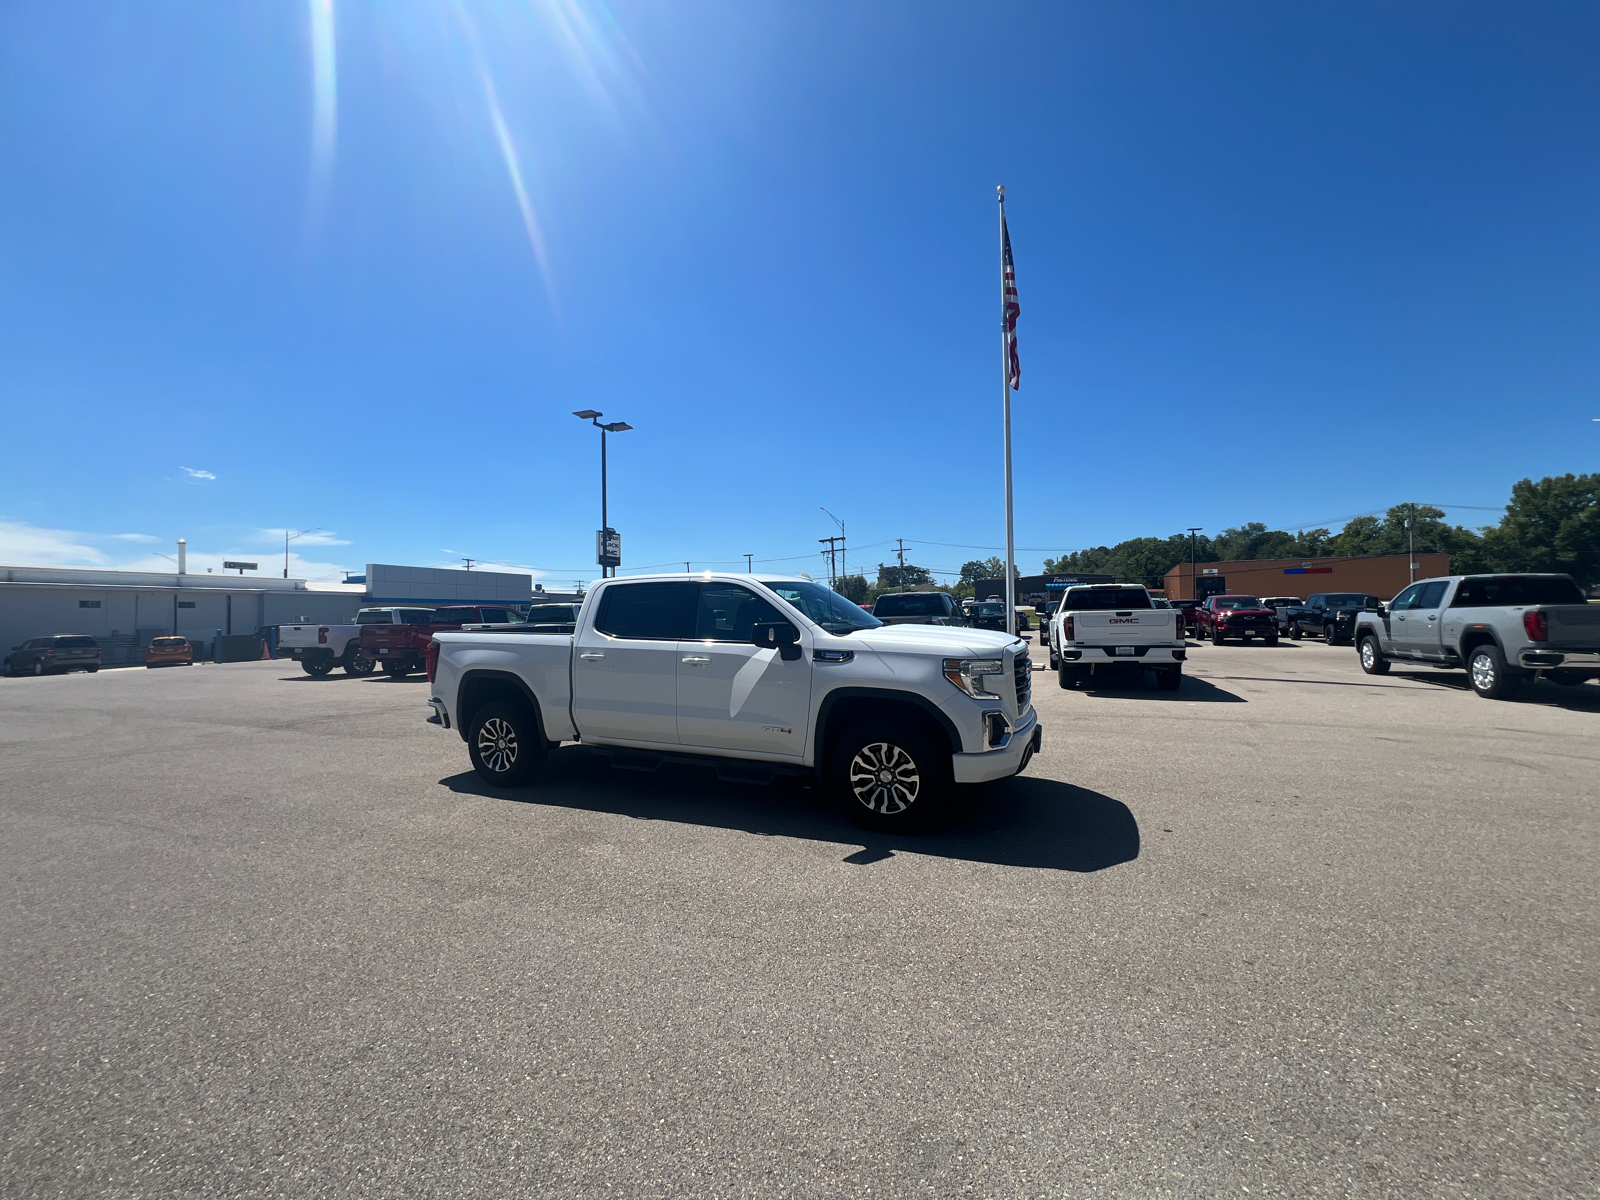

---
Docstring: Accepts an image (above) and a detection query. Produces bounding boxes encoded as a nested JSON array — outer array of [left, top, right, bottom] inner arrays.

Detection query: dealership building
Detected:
[[0, 560, 553, 668], [1162, 552, 1450, 602]]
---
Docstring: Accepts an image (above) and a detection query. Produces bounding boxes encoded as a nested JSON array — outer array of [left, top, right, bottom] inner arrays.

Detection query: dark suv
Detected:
[[871, 592, 968, 626], [1287, 593, 1381, 645], [5, 634, 102, 676]]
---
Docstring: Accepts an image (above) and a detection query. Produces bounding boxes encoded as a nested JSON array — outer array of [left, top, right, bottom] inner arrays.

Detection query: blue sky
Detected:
[[2, 2, 1597, 588]]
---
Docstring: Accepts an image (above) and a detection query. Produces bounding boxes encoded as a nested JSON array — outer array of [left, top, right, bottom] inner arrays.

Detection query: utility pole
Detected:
[[896, 539, 907, 592], [820, 508, 846, 582], [744, 554, 753, 573], [818, 537, 842, 587], [1187, 528, 1202, 601], [462, 557, 475, 571], [1405, 504, 1416, 584]]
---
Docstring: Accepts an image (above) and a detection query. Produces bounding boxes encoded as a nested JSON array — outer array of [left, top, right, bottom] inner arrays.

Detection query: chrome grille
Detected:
[[1013, 650, 1031, 708]]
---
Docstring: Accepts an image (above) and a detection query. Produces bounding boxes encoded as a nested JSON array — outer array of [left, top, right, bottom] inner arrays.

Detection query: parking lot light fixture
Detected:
[[573, 411, 632, 577]]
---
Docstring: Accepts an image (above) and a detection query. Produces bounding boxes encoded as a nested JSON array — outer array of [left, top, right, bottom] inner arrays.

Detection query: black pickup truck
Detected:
[[1286, 593, 1382, 645]]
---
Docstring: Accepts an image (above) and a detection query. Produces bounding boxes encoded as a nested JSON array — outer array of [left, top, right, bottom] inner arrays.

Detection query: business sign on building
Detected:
[[365, 564, 532, 604], [222, 561, 258, 573]]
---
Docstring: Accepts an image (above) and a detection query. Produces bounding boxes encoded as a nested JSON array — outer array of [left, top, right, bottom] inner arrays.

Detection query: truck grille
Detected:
[[1013, 652, 1031, 708]]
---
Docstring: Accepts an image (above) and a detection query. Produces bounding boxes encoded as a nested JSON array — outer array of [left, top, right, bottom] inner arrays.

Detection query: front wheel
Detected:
[[1468, 644, 1520, 700], [831, 721, 948, 832], [344, 655, 376, 676], [1211, 628, 1224, 646], [1323, 624, 1339, 644], [1358, 634, 1390, 675], [1264, 635, 1278, 647], [86, 666, 99, 673], [304, 660, 333, 678], [468, 701, 548, 786]]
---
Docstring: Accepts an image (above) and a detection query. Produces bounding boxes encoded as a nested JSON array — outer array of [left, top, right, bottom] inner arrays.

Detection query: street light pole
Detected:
[[1187, 528, 1202, 601], [573, 411, 632, 578], [284, 528, 322, 579]]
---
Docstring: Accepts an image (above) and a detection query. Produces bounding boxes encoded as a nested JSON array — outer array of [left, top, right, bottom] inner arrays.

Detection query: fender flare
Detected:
[[813, 686, 966, 767], [455, 668, 549, 745]]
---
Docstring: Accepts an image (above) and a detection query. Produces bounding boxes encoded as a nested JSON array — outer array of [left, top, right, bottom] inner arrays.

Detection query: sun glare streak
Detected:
[[455, 3, 560, 314], [306, 0, 338, 232]]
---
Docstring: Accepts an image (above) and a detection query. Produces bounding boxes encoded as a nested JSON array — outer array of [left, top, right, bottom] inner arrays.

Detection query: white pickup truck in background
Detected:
[[426, 574, 1041, 830], [1047, 584, 1186, 691], [278, 606, 433, 677]]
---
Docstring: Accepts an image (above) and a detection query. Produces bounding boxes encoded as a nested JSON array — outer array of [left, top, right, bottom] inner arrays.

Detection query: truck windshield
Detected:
[[1452, 576, 1586, 607], [974, 603, 1004, 615], [1062, 588, 1152, 610], [1323, 594, 1368, 607], [1215, 597, 1262, 610], [768, 581, 882, 635]]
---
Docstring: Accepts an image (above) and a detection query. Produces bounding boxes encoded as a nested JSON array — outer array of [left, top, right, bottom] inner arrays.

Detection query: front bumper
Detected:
[[1519, 649, 1600, 672], [952, 710, 1041, 783]]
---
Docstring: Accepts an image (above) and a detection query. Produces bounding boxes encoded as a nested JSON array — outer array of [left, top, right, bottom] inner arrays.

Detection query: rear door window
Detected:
[[595, 582, 696, 639]]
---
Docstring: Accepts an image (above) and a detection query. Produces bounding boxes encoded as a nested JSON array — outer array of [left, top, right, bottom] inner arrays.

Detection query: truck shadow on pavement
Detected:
[[1390, 672, 1600, 710], [439, 752, 1139, 873], [1071, 675, 1246, 702]]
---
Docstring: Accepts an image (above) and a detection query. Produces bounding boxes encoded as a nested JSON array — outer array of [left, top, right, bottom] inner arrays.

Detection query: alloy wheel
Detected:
[[847, 741, 920, 815], [475, 716, 519, 774], [1470, 652, 1495, 692], [1360, 640, 1377, 670]]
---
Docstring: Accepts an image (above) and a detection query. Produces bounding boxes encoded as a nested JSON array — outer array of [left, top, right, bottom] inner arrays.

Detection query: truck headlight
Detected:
[[943, 658, 1004, 698]]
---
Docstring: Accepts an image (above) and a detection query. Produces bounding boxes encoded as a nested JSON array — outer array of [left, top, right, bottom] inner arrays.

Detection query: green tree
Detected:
[[1481, 474, 1600, 586], [875, 561, 932, 592], [835, 574, 869, 604]]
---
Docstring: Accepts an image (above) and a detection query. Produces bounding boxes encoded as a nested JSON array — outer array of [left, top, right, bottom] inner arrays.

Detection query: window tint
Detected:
[[56, 636, 97, 648], [694, 583, 783, 642], [1061, 588, 1153, 611], [1215, 597, 1263, 611], [1451, 575, 1586, 608], [595, 582, 695, 639], [399, 609, 438, 625], [526, 605, 577, 624], [1322, 594, 1366, 606], [767, 581, 880, 634], [873, 594, 948, 617], [356, 610, 396, 624], [1414, 581, 1448, 609], [152, 637, 187, 648], [475, 609, 518, 624], [1389, 584, 1422, 611]]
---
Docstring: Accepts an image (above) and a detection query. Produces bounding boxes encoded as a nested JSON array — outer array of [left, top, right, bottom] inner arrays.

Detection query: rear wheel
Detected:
[[382, 661, 410, 678], [344, 655, 375, 676], [1467, 643, 1520, 700], [86, 666, 99, 673], [468, 701, 548, 787], [830, 720, 948, 832], [1358, 634, 1390, 675], [304, 660, 333, 678], [1155, 667, 1182, 691], [1549, 670, 1586, 687]]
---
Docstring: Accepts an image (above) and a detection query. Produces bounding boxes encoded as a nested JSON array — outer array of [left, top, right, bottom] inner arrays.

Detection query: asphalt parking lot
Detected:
[[2, 641, 1596, 1198]]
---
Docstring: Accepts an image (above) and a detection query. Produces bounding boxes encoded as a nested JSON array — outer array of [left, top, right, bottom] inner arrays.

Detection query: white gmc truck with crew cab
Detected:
[[278, 606, 433, 677], [427, 574, 1040, 829], [1047, 584, 1185, 691]]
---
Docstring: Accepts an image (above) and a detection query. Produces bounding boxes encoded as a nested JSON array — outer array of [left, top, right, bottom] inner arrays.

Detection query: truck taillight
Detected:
[[1064, 614, 1074, 641], [318, 627, 329, 644], [425, 639, 441, 683], [1523, 610, 1547, 642]]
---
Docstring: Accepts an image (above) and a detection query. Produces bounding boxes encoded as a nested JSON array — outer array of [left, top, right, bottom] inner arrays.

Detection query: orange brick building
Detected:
[[1163, 552, 1451, 602]]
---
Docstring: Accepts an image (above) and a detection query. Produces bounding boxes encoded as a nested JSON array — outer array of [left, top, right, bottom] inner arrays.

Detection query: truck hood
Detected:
[[846, 624, 1021, 657]]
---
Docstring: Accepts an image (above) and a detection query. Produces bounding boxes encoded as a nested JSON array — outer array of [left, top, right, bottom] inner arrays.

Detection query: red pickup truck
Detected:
[[1193, 594, 1279, 646], [359, 605, 523, 677]]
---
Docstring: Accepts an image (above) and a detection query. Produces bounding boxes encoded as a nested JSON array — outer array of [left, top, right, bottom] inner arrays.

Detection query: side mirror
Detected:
[[751, 620, 802, 661], [1365, 600, 1382, 613]]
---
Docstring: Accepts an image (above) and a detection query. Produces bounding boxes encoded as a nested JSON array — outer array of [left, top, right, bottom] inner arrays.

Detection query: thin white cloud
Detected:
[[0, 520, 109, 566], [180, 466, 217, 481], [257, 528, 351, 547], [112, 533, 161, 543]]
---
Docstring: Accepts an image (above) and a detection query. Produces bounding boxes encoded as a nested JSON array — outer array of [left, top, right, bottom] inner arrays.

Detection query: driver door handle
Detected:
[[681, 655, 711, 665], [579, 652, 605, 661]]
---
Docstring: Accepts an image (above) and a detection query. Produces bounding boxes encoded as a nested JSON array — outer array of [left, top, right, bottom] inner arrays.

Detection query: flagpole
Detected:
[[999, 185, 1016, 638]]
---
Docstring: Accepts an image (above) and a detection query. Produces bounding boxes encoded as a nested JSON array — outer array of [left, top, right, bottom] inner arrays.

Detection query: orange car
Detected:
[[146, 636, 194, 668]]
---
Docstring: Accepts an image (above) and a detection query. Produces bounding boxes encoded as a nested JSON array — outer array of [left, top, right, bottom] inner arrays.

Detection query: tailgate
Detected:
[[278, 625, 325, 648], [1547, 605, 1600, 649], [1071, 611, 1178, 644], [361, 625, 417, 649]]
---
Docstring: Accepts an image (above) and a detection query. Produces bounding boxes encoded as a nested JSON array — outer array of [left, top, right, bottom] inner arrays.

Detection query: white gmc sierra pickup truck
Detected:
[[277, 606, 434, 677], [426, 574, 1041, 829], [1047, 583, 1185, 691]]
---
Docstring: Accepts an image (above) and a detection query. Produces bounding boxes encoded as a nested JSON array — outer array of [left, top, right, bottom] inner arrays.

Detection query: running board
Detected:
[[588, 746, 809, 787]]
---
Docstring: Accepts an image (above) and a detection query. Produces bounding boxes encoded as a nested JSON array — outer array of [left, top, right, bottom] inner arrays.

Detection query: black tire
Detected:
[[1467, 643, 1520, 700], [830, 720, 948, 832], [382, 661, 410, 678], [1548, 670, 1586, 687], [1288, 621, 1300, 640], [1057, 660, 1078, 689], [344, 655, 376, 676], [1358, 634, 1390, 675], [1155, 667, 1182, 691], [1264, 635, 1278, 647], [1048, 647, 1060, 671], [304, 660, 334, 678], [1211, 628, 1224, 646], [86, 666, 99, 673], [467, 700, 548, 787], [1323, 624, 1339, 645]]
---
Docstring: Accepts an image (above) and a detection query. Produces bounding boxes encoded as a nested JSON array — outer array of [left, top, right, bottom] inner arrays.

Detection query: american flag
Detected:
[[1002, 212, 1020, 389]]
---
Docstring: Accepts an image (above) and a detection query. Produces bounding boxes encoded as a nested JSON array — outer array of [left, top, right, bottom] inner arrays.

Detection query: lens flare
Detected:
[[306, 0, 337, 231]]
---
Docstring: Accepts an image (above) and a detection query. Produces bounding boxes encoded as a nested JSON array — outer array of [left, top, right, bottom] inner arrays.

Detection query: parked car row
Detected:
[[280, 604, 529, 678]]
